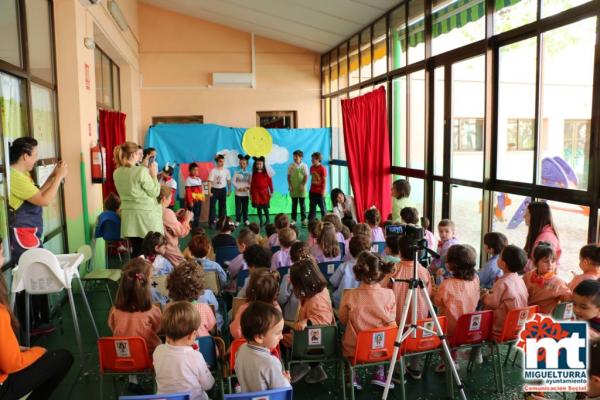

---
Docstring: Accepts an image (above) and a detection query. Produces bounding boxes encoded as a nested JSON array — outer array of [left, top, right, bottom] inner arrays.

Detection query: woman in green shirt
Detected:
[[113, 142, 162, 256]]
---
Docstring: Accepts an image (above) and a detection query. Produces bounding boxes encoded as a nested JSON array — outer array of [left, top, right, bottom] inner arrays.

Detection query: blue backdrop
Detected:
[[145, 123, 331, 214]]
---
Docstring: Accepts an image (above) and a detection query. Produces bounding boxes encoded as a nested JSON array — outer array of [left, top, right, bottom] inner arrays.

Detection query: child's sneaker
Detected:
[[370, 365, 394, 388], [234, 221, 240, 227], [244, 220, 250, 226], [234, 384, 241, 393], [405, 366, 422, 380], [352, 374, 362, 390], [305, 364, 328, 383]]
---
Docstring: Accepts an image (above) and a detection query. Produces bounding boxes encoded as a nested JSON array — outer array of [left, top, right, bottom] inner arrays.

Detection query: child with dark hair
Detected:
[[386, 234, 432, 380], [433, 244, 480, 372], [340, 251, 397, 388], [482, 245, 529, 338], [96, 193, 128, 254], [270, 227, 296, 270], [233, 154, 252, 227], [166, 261, 216, 337], [207, 154, 231, 228], [142, 231, 174, 277], [269, 213, 290, 248], [572, 279, 600, 339], [569, 244, 600, 291], [235, 302, 290, 392], [187, 234, 228, 287], [307, 219, 321, 247], [158, 164, 177, 208], [479, 232, 508, 289], [391, 179, 413, 223], [365, 208, 385, 242], [286, 258, 334, 384], [249, 157, 273, 227], [109, 258, 162, 392], [419, 216, 437, 250], [212, 216, 237, 249], [400, 207, 418, 224], [278, 242, 309, 321], [153, 301, 214, 400], [308, 152, 327, 221], [523, 242, 571, 314], [230, 268, 281, 339], [330, 234, 372, 308], [264, 223, 276, 240], [247, 222, 268, 247], [185, 162, 204, 229], [238, 245, 273, 296]]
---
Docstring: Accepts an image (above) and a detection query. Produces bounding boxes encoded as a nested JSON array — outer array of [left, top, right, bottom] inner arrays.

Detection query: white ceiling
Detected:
[[140, 0, 400, 53]]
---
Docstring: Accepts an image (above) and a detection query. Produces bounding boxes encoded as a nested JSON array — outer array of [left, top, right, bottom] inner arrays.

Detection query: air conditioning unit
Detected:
[[212, 72, 254, 88]]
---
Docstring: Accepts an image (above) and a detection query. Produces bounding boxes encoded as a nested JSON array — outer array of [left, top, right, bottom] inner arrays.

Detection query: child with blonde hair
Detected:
[[153, 301, 214, 400], [523, 242, 571, 314], [167, 261, 216, 337], [310, 222, 341, 263], [271, 227, 297, 270], [339, 251, 396, 388]]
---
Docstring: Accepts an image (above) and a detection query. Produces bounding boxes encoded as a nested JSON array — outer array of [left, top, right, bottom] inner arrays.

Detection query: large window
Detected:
[[0, 0, 65, 267], [95, 46, 121, 110], [321, 1, 600, 275]]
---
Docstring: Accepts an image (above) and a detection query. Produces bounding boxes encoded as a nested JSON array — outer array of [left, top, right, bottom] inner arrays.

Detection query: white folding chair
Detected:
[[10, 248, 99, 366]]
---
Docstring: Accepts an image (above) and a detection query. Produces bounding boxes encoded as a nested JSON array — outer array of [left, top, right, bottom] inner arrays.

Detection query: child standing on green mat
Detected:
[[287, 150, 309, 226]]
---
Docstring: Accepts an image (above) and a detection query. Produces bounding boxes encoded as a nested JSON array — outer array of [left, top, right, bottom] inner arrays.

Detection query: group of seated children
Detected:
[[106, 205, 600, 399]]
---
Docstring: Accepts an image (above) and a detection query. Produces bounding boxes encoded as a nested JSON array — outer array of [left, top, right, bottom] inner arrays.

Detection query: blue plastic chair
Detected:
[[371, 241, 386, 255], [216, 246, 240, 269], [224, 387, 293, 400], [95, 211, 122, 241], [236, 269, 250, 291], [119, 392, 191, 400], [338, 242, 346, 259], [318, 261, 342, 279], [196, 336, 225, 398]]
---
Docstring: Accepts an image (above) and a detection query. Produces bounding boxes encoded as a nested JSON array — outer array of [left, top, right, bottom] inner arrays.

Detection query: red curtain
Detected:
[[341, 86, 391, 223], [98, 109, 127, 200]]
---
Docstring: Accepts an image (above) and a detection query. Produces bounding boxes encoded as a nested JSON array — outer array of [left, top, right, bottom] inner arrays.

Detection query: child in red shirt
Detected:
[[250, 156, 273, 227], [308, 152, 327, 221]]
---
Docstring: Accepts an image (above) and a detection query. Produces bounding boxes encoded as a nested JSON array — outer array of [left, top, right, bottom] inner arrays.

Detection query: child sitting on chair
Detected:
[[523, 242, 571, 314], [108, 258, 162, 394], [278, 242, 308, 321], [166, 261, 216, 337], [365, 208, 385, 243], [230, 268, 281, 339], [481, 245, 529, 338], [339, 251, 397, 389], [270, 227, 296, 270], [187, 234, 228, 287], [572, 279, 600, 339], [268, 213, 290, 248], [235, 302, 291, 392], [153, 301, 215, 400], [141, 231, 174, 277], [430, 219, 460, 285], [479, 232, 508, 289], [238, 245, 272, 296], [330, 234, 372, 309], [433, 244, 480, 372], [310, 222, 341, 263], [569, 244, 600, 291]]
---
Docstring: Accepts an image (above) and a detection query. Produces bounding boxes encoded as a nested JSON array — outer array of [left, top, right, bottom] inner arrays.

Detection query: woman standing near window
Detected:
[[523, 201, 561, 273]]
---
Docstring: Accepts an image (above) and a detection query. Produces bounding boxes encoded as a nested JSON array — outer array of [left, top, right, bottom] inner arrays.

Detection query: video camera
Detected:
[[385, 223, 425, 245]]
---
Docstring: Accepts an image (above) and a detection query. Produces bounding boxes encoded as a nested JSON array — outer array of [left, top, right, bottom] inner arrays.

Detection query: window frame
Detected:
[[95, 45, 121, 111]]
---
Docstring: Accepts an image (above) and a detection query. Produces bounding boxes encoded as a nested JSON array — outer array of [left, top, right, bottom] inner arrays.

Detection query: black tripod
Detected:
[[382, 239, 468, 400]]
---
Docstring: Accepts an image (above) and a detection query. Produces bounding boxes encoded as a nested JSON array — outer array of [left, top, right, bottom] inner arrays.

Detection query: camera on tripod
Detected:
[[385, 223, 431, 266]]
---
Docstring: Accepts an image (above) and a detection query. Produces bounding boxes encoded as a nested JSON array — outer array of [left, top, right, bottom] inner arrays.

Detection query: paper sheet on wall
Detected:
[[36, 164, 55, 187]]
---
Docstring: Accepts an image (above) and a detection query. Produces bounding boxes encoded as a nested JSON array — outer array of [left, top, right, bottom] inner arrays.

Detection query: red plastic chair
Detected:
[[449, 311, 493, 375], [491, 305, 538, 393], [345, 325, 398, 400], [98, 337, 154, 399]]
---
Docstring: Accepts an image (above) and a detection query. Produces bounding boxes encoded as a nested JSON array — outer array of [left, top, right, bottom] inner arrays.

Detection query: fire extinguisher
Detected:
[[91, 142, 106, 183]]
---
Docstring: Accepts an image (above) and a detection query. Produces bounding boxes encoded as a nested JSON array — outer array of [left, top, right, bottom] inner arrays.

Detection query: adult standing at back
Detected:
[[113, 142, 163, 257], [524, 201, 561, 273], [9, 137, 68, 336]]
